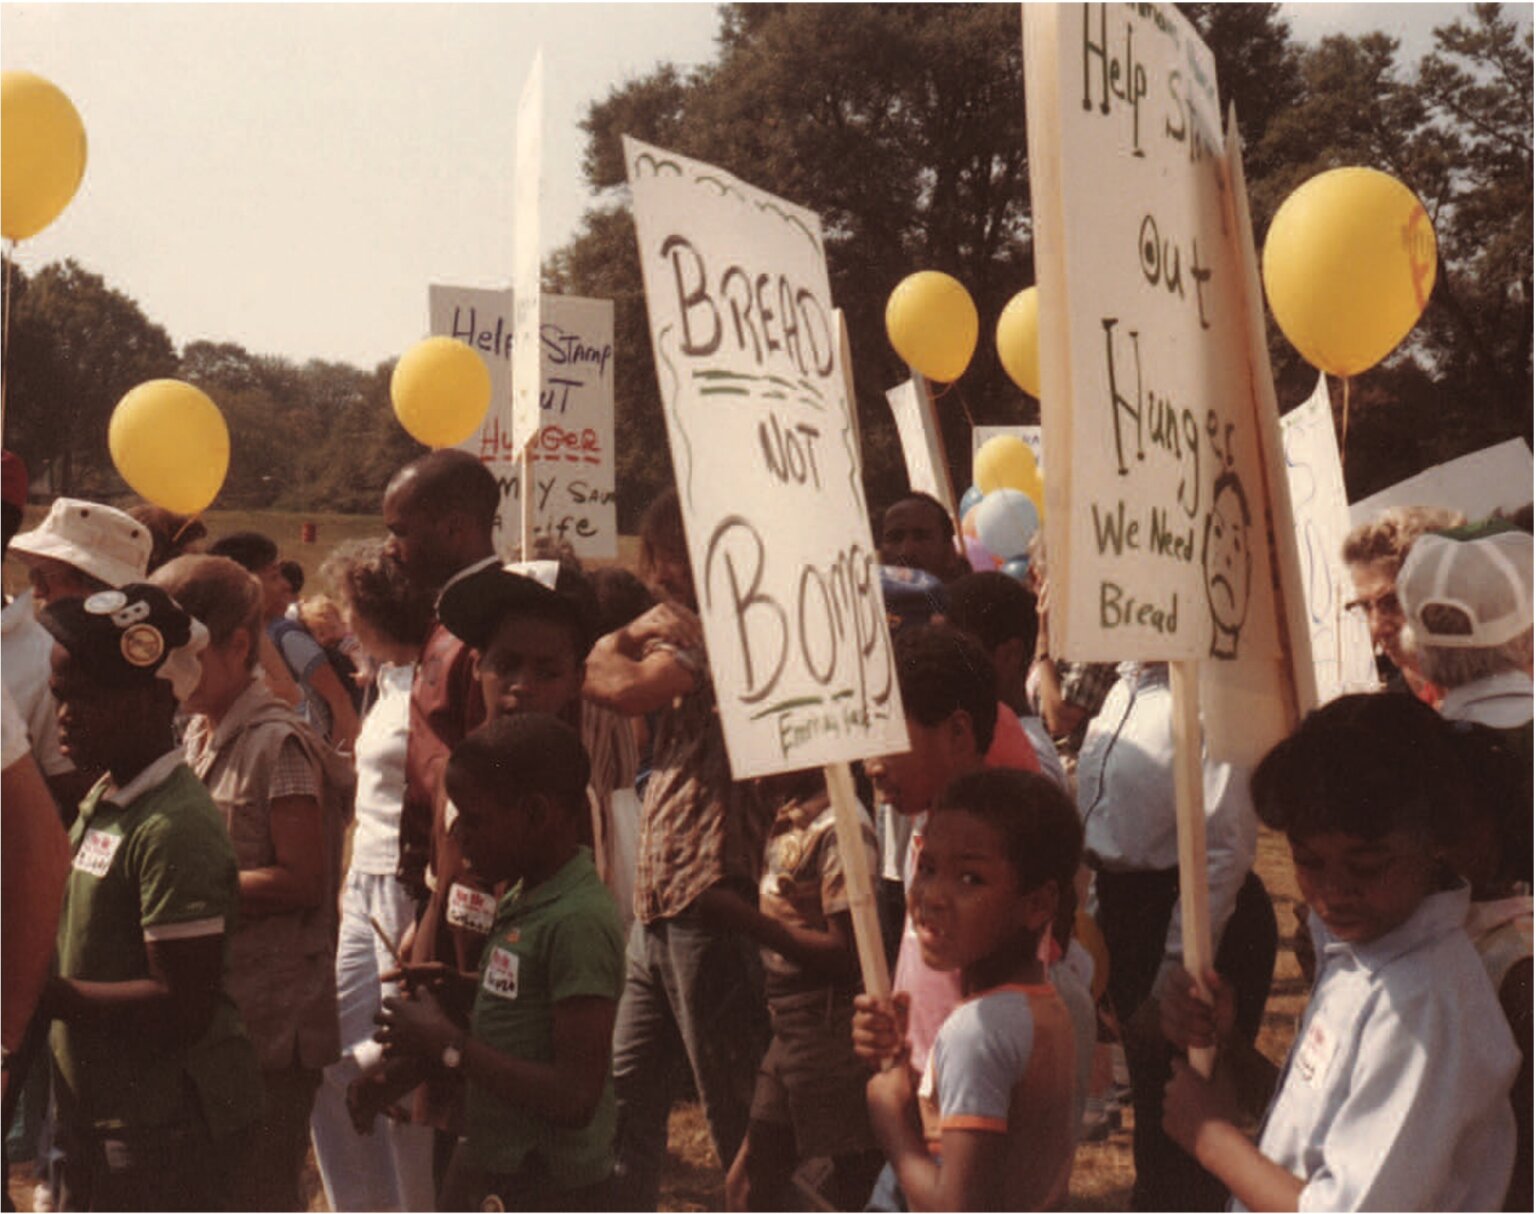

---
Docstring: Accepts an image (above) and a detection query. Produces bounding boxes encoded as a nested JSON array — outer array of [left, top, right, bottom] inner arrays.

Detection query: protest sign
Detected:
[[430, 285, 617, 560], [624, 136, 907, 780], [1349, 436, 1534, 527], [971, 424, 1043, 474], [885, 377, 957, 514], [1283, 374, 1379, 701], [1024, 3, 1284, 666]]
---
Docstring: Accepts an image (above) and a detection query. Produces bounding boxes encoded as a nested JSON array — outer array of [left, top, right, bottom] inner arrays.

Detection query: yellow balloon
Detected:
[[109, 380, 229, 515], [2, 71, 88, 242], [1262, 167, 1437, 377], [996, 287, 1041, 397], [1021, 467, 1045, 523], [390, 337, 492, 448], [885, 271, 978, 382], [974, 434, 1039, 496]]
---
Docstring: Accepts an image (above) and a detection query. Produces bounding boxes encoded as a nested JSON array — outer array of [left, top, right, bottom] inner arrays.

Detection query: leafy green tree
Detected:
[[2, 258, 178, 497]]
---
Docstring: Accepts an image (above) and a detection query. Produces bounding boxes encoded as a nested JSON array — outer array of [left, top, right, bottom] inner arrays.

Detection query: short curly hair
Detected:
[[323, 539, 435, 648], [1341, 506, 1465, 573], [894, 623, 998, 753]]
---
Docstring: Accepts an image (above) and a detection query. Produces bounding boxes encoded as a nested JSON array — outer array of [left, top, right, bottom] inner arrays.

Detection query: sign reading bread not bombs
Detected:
[[625, 137, 906, 779], [430, 285, 617, 560], [1024, 3, 1283, 664]]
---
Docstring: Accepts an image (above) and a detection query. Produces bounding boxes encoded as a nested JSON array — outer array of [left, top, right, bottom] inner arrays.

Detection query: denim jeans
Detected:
[[309, 869, 435, 1212], [610, 909, 768, 1211]]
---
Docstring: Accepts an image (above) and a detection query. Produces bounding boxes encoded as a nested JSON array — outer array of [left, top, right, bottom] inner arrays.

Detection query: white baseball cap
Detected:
[[1398, 529, 1534, 649], [9, 497, 153, 588]]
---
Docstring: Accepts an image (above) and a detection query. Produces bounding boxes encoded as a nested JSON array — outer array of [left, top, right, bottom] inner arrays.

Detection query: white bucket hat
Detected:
[[9, 497, 153, 588]]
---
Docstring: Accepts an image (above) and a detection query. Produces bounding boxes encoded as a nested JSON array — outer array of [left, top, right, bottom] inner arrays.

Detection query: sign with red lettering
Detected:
[[625, 137, 906, 778], [429, 285, 617, 560]]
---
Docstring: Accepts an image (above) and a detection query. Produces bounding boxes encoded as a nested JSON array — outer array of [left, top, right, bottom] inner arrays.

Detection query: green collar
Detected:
[[494, 847, 596, 925]]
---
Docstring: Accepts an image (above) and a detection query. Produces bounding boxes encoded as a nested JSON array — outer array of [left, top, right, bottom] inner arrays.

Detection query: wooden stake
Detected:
[[520, 443, 534, 560], [1169, 660, 1215, 1078], [824, 760, 889, 1000]]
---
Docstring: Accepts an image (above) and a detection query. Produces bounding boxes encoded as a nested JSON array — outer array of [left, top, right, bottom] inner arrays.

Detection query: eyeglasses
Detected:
[[1344, 588, 1401, 619]]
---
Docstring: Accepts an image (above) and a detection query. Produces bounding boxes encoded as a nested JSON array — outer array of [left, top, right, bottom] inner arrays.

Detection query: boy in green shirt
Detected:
[[36, 583, 261, 1211], [374, 713, 624, 1211]]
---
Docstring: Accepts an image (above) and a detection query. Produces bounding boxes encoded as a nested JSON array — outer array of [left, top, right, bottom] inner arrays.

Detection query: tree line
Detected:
[[2, 3, 1528, 527]]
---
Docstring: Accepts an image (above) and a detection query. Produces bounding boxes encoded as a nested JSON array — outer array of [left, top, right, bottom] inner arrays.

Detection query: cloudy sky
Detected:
[[1, 3, 1519, 367]]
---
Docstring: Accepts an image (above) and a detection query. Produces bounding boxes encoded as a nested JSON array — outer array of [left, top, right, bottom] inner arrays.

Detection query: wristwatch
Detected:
[[441, 1035, 466, 1070]]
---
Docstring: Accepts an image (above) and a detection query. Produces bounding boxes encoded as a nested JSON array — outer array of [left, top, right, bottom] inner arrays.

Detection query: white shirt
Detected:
[[1, 590, 72, 776], [1439, 670, 1534, 729], [1075, 663, 1256, 963], [1242, 884, 1518, 1212], [349, 662, 414, 876], [1018, 712, 1068, 791]]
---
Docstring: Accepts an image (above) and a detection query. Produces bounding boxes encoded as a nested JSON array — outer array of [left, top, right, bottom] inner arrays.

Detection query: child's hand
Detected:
[[375, 986, 459, 1060], [1163, 1056, 1240, 1155], [865, 1056, 918, 1140], [1160, 967, 1235, 1053], [346, 1069, 405, 1135], [382, 959, 456, 994], [852, 990, 910, 1069]]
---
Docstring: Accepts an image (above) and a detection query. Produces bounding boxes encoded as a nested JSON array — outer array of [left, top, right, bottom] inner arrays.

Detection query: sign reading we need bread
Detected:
[[430, 285, 617, 560], [1023, 3, 1283, 665], [625, 137, 905, 779]]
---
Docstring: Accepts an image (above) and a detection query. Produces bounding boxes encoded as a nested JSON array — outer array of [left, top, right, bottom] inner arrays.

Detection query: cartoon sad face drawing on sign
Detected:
[[1203, 471, 1253, 660]]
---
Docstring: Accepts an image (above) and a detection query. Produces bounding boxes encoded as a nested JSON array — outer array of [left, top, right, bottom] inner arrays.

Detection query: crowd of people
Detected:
[[0, 445, 1529, 1212]]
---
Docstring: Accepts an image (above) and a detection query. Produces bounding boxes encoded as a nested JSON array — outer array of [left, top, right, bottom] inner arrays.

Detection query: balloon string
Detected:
[[1, 242, 13, 439], [171, 512, 201, 545], [931, 379, 977, 428], [1340, 376, 1351, 469]]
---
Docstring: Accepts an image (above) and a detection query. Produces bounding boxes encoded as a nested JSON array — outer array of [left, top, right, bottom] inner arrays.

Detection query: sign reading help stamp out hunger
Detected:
[[625, 136, 906, 780], [1024, 3, 1282, 664], [430, 285, 618, 561]]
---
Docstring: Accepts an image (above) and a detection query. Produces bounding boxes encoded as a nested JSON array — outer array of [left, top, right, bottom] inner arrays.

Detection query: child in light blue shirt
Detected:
[[1160, 693, 1519, 1211]]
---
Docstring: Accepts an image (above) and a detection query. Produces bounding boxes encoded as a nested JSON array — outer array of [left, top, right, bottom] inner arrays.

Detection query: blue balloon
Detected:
[[973, 488, 1039, 562], [959, 484, 984, 518], [1001, 556, 1031, 583]]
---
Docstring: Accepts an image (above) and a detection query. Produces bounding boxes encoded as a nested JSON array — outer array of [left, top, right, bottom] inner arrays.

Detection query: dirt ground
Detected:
[[7, 827, 1305, 1213]]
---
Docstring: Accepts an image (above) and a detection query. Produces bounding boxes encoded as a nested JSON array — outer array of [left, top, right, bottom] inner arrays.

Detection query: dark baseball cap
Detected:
[[438, 559, 598, 657], [40, 582, 209, 701]]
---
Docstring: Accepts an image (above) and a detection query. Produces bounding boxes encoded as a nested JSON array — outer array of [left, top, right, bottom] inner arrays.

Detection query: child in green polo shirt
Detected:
[[374, 713, 625, 1212]]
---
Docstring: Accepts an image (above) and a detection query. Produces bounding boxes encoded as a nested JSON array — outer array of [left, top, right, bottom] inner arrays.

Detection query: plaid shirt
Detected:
[[633, 640, 771, 924]]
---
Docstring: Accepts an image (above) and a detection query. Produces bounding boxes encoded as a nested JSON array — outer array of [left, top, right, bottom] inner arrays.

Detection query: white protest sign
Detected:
[[971, 425, 1044, 474], [430, 285, 617, 560], [1350, 437, 1534, 526], [625, 136, 906, 779], [1282, 374, 1379, 702], [885, 378, 956, 513], [511, 52, 544, 453], [1024, 3, 1283, 665]]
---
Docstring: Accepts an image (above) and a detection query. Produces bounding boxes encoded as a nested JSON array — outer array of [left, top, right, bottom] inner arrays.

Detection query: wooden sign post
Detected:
[[626, 138, 907, 998], [513, 50, 544, 558]]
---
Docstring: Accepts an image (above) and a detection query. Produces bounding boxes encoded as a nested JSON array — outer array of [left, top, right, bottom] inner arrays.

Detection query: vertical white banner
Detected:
[[885, 379, 956, 513], [511, 51, 544, 452], [1282, 374, 1379, 701]]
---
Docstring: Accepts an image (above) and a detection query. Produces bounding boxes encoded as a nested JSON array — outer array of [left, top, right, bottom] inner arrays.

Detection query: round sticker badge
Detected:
[[120, 623, 165, 668], [84, 590, 128, 615]]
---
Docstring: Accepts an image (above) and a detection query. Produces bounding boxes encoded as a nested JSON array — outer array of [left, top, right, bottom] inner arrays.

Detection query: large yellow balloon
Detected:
[[109, 381, 229, 515], [2, 71, 88, 241], [885, 271, 978, 382], [1262, 167, 1437, 377], [390, 337, 492, 448], [996, 287, 1041, 397], [974, 434, 1039, 496]]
